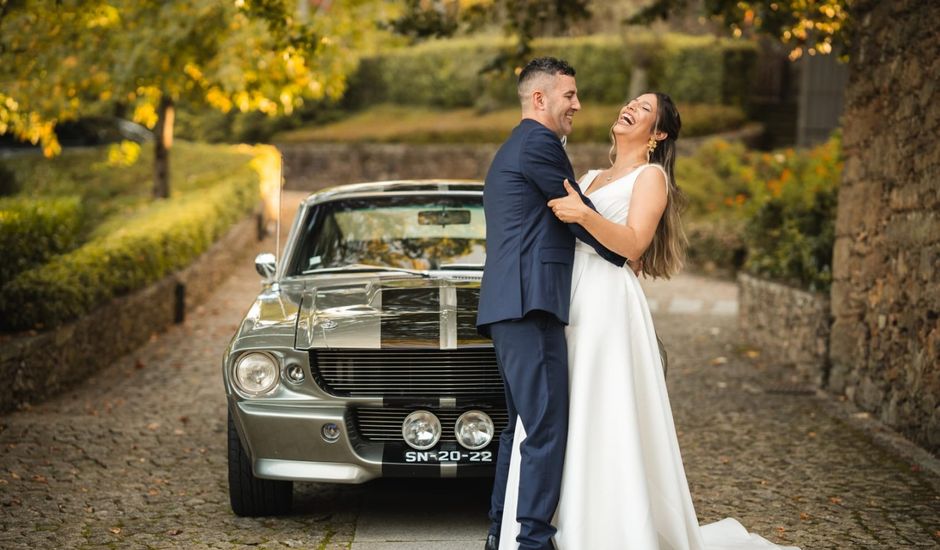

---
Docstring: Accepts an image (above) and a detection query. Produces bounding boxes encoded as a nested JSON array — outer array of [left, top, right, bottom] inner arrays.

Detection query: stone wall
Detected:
[[738, 273, 831, 386], [278, 125, 762, 191], [829, 0, 940, 452], [0, 214, 262, 413]]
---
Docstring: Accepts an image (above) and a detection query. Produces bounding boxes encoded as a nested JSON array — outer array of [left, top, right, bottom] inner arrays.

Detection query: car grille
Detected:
[[353, 407, 510, 442], [310, 348, 504, 398]]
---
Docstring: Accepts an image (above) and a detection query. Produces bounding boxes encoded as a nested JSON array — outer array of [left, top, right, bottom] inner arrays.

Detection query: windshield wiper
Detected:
[[302, 263, 431, 278]]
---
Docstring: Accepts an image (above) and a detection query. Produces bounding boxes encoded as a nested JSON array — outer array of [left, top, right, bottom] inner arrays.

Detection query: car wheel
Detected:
[[227, 409, 293, 516]]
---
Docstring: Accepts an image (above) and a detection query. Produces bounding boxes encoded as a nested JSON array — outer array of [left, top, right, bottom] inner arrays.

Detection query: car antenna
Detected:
[[275, 151, 283, 276]]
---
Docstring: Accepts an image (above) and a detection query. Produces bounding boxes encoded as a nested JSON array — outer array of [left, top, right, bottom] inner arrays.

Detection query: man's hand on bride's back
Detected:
[[548, 179, 590, 224]]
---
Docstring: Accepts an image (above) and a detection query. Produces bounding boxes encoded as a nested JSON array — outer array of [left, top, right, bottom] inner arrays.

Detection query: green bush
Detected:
[[0, 196, 84, 286], [649, 34, 724, 105], [742, 136, 842, 291], [676, 135, 843, 289], [0, 168, 259, 332], [345, 33, 757, 110], [677, 139, 758, 220], [683, 217, 747, 276], [534, 35, 636, 104]]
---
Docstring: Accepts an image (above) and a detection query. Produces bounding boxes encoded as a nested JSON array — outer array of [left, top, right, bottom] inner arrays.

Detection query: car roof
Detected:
[[301, 179, 484, 206]]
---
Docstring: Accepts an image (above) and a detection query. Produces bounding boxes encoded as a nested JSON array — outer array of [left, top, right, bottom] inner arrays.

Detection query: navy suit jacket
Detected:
[[477, 119, 627, 334]]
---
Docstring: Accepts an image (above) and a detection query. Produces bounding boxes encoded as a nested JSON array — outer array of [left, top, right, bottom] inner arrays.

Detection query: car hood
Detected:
[[230, 283, 304, 354], [296, 275, 487, 350]]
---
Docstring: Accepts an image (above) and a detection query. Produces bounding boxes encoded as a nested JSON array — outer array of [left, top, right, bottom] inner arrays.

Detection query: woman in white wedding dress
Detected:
[[498, 93, 800, 550]]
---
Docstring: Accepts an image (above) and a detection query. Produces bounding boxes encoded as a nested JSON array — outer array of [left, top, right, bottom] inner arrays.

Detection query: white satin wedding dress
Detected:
[[498, 165, 800, 550]]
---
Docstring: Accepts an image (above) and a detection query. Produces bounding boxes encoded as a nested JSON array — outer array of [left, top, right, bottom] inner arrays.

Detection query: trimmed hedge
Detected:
[[345, 33, 757, 110], [0, 196, 84, 286], [0, 163, 260, 332]]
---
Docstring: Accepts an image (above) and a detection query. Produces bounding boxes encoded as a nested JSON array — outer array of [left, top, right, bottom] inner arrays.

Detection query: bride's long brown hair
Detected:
[[608, 92, 687, 279]]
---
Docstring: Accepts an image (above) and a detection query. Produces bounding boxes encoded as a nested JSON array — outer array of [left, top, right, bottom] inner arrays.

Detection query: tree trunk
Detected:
[[153, 95, 175, 199]]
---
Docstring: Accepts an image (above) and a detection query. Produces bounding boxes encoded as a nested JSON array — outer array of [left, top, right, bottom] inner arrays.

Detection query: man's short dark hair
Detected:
[[518, 57, 576, 88], [517, 57, 575, 106]]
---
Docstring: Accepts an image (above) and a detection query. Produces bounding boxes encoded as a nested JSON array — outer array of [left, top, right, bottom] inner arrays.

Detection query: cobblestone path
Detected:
[[2, 192, 938, 549]]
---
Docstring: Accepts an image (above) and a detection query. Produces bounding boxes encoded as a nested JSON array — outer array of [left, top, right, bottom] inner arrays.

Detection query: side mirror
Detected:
[[255, 252, 277, 281]]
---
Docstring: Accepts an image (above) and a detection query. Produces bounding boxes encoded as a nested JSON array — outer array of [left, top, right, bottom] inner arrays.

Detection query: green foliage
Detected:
[[683, 217, 747, 275], [534, 35, 636, 105], [676, 135, 843, 289], [0, 141, 255, 227], [385, 0, 591, 74], [0, 169, 258, 332], [652, 34, 724, 105], [0, 0, 394, 165], [346, 37, 502, 109], [742, 136, 842, 291], [678, 139, 757, 220], [276, 102, 746, 144], [0, 141, 272, 332], [0, 196, 84, 286], [344, 33, 758, 110]]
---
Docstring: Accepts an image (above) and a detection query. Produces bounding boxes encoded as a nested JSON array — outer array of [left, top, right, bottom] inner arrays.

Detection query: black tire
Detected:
[[227, 409, 293, 516]]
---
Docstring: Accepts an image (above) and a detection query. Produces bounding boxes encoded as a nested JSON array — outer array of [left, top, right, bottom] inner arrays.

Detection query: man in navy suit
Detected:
[[477, 57, 626, 550]]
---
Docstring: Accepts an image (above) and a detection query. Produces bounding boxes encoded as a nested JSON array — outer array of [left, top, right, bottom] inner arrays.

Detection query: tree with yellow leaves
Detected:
[[0, 0, 389, 198], [627, 0, 850, 61]]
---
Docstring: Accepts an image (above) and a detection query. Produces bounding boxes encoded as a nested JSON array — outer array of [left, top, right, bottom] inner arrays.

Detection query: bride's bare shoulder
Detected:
[[578, 169, 602, 186]]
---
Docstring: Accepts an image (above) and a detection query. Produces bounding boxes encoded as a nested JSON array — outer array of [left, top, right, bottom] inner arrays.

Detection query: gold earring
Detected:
[[647, 137, 657, 154]]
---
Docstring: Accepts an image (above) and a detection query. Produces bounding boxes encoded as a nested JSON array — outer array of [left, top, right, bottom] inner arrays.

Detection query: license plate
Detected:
[[404, 449, 494, 463]]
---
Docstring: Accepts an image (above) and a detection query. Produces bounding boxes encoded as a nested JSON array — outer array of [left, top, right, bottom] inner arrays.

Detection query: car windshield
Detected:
[[288, 195, 486, 275]]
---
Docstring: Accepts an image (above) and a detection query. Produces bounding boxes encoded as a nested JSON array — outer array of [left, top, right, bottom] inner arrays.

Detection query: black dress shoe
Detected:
[[484, 533, 499, 550]]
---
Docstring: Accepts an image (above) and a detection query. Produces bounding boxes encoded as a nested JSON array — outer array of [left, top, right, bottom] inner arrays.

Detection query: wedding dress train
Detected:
[[498, 166, 800, 550]]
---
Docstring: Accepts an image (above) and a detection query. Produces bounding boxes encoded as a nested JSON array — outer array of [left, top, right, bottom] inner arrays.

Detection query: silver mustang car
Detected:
[[224, 180, 508, 516]]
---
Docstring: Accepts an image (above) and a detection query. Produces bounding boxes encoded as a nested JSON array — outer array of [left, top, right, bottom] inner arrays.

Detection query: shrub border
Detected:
[[0, 212, 262, 413]]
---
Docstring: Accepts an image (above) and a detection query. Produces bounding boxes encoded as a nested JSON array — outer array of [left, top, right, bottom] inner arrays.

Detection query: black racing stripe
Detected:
[[380, 287, 439, 347], [456, 464, 496, 478], [456, 441, 500, 477], [383, 463, 442, 478], [382, 442, 441, 478], [454, 397, 506, 409], [382, 396, 442, 409]]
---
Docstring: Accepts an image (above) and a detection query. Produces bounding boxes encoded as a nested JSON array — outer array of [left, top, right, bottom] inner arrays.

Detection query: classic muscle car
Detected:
[[224, 180, 507, 516]]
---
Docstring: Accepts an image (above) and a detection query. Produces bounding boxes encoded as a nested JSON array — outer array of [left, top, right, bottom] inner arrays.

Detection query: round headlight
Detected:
[[233, 352, 279, 395], [454, 410, 495, 450], [401, 410, 441, 450]]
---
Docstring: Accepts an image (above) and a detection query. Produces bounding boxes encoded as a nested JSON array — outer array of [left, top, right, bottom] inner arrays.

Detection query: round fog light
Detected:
[[454, 410, 494, 450], [401, 410, 441, 450], [321, 423, 340, 443], [286, 364, 305, 383]]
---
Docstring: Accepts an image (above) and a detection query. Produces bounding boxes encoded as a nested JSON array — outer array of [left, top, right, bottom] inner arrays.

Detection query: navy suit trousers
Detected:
[[488, 310, 568, 550]]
